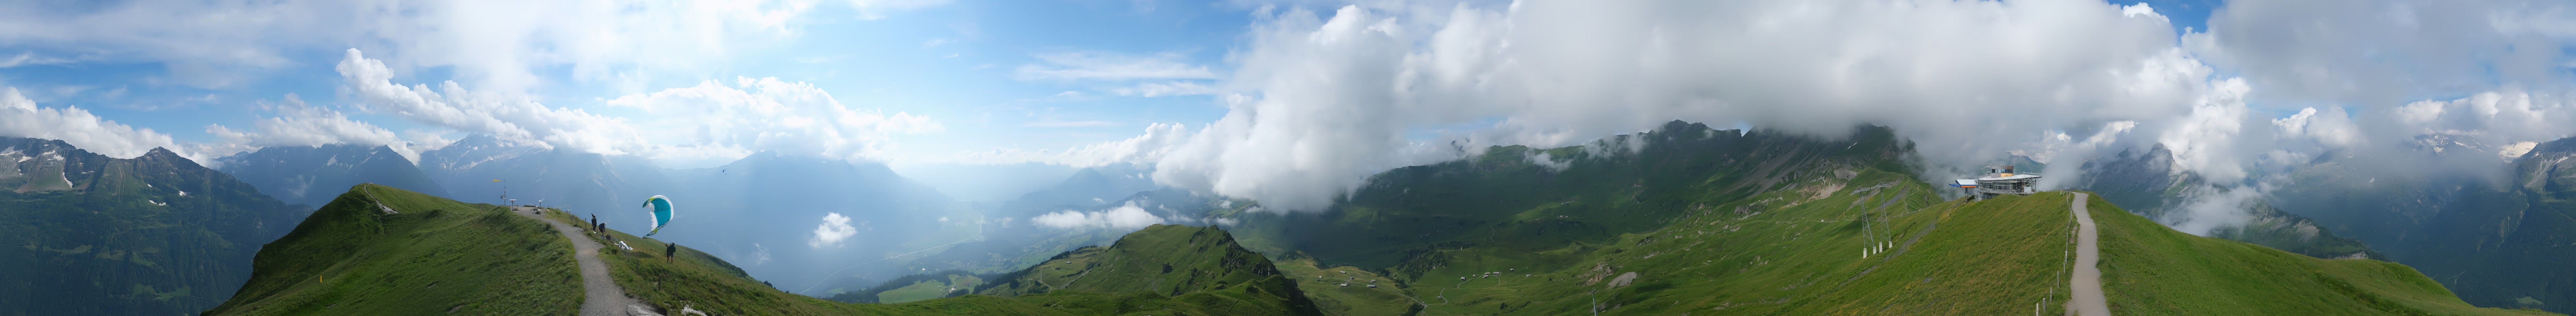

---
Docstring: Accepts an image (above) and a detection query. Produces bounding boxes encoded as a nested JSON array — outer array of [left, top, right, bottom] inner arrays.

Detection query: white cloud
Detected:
[[604, 77, 941, 167], [2188, 0, 2576, 107], [1076, 1, 2214, 212], [1015, 52, 1219, 81], [203, 94, 421, 161], [0, 87, 185, 159], [2271, 107, 2363, 148], [2386, 90, 2576, 146], [0, 52, 78, 68], [2165, 185, 2264, 236], [1527, 151, 1571, 171], [808, 213, 861, 248], [2185, 0, 2576, 156], [928, 123, 1190, 166], [1023, 119, 1119, 128], [850, 0, 948, 20], [338, 48, 648, 155], [1111, 81, 1221, 97], [1032, 201, 1164, 230], [339, 49, 934, 167], [2155, 78, 2256, 184]]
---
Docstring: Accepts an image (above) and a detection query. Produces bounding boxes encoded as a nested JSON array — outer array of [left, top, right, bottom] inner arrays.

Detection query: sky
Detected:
[[8, 0, 2576, 235], [0, 0, 1254, 166]]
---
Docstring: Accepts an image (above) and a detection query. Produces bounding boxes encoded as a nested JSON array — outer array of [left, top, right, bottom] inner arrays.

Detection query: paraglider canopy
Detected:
[[640, 195, 675, 236]]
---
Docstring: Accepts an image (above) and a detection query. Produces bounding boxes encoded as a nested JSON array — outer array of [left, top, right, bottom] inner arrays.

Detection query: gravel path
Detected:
[[511, 206, 655, 316], [2066, 193, 2111, 316]]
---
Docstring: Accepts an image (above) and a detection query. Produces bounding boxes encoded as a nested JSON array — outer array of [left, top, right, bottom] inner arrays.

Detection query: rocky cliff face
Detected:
[[2397, 136, 2576, 311]]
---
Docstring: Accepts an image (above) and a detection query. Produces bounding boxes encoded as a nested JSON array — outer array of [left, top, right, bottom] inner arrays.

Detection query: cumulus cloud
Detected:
[[604, 77, 940, 166], [1032, 201, 1164, 230], [338, 48, 648, 155], [2185, 0, 2576, 166], [1079, 1, 2214, 212], [203, 94, 422, 161], [808, 213, 862, 248], [0, 87, 185, 159], [339, 49, 935, 166], [992, 0, 2576, 239]]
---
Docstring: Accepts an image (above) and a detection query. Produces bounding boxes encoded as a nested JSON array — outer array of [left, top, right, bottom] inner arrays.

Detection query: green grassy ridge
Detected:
[[1361, 168, 2059, 315], [1225, 123, 1917, 275], [212, 185, 1325, 316], [1275, 256, 1418, 316], [974, 224, 1323, 316], [2088, 193, 2557, 315], [573, 216, 1321, 316], [1263, 163, 2548, 316], [873, 274, 982, 303], [203, 184, 581, 316], [819, 270, 983, 303]]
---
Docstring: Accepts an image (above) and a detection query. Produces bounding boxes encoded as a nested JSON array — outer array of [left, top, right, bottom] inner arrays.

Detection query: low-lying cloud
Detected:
[[1032, 201, 1165, 230], [1017, 0, 2576, 237], [808, 213, 862, 248]]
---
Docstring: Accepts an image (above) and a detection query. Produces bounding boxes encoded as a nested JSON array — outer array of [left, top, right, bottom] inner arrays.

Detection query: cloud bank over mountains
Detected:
[[992, 0, 2576, 235], [0, 87, 182, 159]]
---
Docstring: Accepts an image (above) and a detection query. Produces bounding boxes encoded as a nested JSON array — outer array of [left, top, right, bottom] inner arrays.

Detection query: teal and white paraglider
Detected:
[[640, 195, 675, 236]]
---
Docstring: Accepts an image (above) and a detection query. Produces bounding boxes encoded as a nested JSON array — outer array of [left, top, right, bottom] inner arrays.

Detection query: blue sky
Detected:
[[0, 0, 2236, 168], [0, 0, 1279, 167]]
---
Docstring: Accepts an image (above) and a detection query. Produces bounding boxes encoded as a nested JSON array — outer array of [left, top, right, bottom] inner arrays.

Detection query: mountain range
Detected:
[[194, 122, 2557, 315], [2266, 136, 2576, 311], [8, 119, 2576, 315], [0, 138, 305, 315], [213, 144, 449, 207]]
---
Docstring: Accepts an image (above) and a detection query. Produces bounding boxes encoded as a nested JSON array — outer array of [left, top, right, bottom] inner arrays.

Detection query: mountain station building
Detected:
[[1951, 165, 2040, 200]]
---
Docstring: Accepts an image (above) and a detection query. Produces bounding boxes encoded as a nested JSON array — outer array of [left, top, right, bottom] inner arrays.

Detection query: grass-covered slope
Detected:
[[1292, 183, 2549, 315], [976, 224, 1321, 316], [2088, 193, 2556, 315], [560, 214, 1319, 316], [1185, 118, 2541, 315], [1225, 122, 1919, 273], [209, 183, 1319, 316], [203, 184, 581, 315]]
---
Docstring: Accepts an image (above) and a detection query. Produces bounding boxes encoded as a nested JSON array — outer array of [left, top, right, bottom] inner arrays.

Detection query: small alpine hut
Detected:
[[1952, 165, 2040, 200]]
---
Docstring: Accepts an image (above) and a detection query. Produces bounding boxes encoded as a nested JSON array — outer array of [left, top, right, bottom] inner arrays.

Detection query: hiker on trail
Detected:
[[589, 214, 598, 233], [665, 243, 678, 262]]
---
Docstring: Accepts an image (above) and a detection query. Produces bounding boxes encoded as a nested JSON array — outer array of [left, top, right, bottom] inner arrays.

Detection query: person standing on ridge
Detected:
[[665, 243, 678, 262]]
